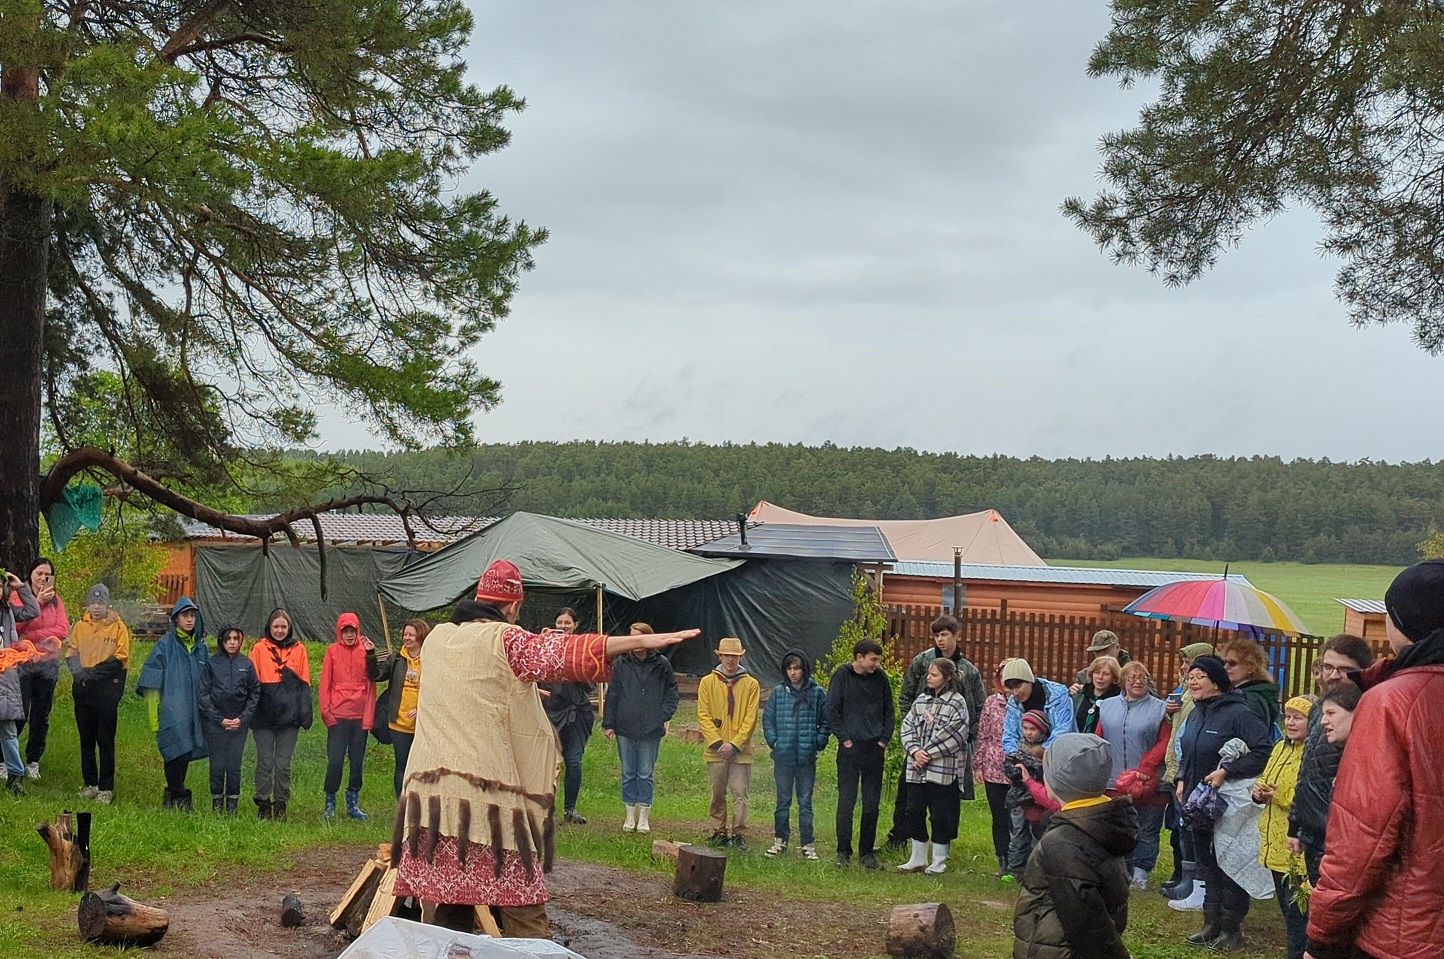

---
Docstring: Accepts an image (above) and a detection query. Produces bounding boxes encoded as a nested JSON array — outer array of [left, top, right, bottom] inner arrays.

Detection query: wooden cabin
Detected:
[[1336, 598, 1389, 645]]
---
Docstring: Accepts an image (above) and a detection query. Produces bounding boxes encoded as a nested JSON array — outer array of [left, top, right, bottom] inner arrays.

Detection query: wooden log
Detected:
[[329, 858, 383, 936], [360, 867, 400, 934], [36, 811, 91, 892], [884, 902, 955, 959], [281, 893, 306, 928], [651, 840, 686, 862], [672, 845, 727, 902], [77, 883, 169, 947]]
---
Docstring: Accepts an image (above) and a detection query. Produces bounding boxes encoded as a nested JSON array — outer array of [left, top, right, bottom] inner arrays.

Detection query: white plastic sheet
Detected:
[[339, 917, 587, 959]]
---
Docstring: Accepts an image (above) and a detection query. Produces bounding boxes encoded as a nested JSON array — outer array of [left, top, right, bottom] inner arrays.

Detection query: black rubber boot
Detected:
[[272, 801, 287, 820], [1164, 861, 1197, 900], [225, 795, 239, 815], [178, 789, 194, 812], [212, 795, 224, 813], [162, 788, 177, 809], [256, 799, 273, 820]]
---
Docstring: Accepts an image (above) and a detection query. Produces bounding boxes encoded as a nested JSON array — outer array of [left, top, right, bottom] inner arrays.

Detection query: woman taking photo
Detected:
[[1173, 655, 1274, 951], [15, 559, 68, 780], [369, 618, 429, 798]]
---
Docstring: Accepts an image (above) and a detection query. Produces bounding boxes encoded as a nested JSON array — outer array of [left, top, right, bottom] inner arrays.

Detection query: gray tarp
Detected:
[[377, 512, 740, 609], [194, 544, 414, 642]]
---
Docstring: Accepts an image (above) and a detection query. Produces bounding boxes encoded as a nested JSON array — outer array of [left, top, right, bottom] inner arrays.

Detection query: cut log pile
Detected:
[[330, 843, 407, 938]]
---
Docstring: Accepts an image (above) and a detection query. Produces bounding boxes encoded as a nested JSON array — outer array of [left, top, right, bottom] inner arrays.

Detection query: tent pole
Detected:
[[377, 594, 393, 652], [595, 582, 606, 722]]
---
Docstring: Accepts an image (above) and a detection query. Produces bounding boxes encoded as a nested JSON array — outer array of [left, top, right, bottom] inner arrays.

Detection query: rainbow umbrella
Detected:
[[1122, 576, 1311, 636]]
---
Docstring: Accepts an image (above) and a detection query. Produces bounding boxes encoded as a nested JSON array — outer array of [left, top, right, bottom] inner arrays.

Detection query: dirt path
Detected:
[[154, 845, 883, 959]]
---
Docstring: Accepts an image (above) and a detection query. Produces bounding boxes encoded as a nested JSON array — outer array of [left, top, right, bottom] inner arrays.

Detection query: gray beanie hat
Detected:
[[85, 583, 110, 608], [1042, 733, 1112, 805]]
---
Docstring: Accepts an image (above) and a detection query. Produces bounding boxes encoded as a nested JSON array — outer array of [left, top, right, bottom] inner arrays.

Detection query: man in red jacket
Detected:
[[1305, 560, 1444, 959]]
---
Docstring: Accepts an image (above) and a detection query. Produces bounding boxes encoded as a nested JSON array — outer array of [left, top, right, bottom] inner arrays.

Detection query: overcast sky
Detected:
[[319, 1, 1444, 462]]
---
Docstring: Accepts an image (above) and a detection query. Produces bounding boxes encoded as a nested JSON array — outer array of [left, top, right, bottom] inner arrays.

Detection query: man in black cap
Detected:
[[1305, 560, 1444, 959]]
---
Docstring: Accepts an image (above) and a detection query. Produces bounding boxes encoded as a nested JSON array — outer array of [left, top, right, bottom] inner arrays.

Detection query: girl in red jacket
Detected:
[[319, 612, 376, 819]]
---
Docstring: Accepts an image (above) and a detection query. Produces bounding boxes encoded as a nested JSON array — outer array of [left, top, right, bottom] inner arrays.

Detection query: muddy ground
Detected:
[[150, 844, 912, 959]]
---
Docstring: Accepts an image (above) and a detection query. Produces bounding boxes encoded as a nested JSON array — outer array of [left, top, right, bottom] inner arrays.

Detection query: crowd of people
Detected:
[[1, 552, 1439, 958]]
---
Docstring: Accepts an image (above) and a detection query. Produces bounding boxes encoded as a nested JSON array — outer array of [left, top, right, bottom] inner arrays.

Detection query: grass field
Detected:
[[0, 649, 1288, 959], [1050, 557, 1404, 637]]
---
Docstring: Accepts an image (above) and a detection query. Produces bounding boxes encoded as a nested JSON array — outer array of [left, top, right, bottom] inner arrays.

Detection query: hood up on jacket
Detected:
[[777, 646, 815, 688], [335, 611, 362, 645], [169, 595, 204, 641], [215, 622, 245, 656], [1051, 795, 1139, 857]]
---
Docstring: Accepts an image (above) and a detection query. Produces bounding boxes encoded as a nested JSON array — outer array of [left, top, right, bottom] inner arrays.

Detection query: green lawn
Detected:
[[0, 654, 1287, 959], [1050, 557, 1404, 637]]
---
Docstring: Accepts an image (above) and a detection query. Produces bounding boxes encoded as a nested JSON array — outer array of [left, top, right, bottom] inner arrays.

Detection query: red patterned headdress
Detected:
[[475, 559, 524, 604]]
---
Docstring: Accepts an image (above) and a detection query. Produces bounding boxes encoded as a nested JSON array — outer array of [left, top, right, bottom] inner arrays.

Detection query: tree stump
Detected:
[[672, 845, 727, 902], [77, 883, 169, 947], [36, 811, 91, 892], [281, 893, 306, 928], [885, 902, 955, 959]]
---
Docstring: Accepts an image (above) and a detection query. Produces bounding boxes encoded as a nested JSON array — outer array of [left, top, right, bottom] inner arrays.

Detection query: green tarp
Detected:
[[377, 512, 741, 610]]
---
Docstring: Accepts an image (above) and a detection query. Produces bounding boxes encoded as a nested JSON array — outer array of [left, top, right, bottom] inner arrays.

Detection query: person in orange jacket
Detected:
[[319, 612, 376, 819]]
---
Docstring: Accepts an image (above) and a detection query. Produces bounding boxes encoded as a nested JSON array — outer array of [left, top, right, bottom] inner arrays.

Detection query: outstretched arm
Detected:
[[506, 627, 699, 684]]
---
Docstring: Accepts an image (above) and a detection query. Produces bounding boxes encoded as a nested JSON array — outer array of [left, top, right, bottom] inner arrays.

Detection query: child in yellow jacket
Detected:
[[696, 636, 759, 849], [1253, 696, 1311, 959]]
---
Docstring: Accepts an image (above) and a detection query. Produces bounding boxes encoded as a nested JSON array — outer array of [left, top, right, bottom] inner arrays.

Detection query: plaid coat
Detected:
[[900, 688, 970, 786]]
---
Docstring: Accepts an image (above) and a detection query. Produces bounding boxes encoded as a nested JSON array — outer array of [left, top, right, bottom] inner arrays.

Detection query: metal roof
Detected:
[[1336, 598, 1387, 614], [181, 514, 749, 551], [890, 562, 1255, 589], [691, 524, 897, 562]]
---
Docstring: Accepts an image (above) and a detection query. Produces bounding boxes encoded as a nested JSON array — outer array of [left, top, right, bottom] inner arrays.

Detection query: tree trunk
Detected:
[[36, 811, 91, 892], [884, 902, 955, 959], [77, 883, 170, 946], [672, 845, 727, 902], [281, 892, 306, 928], [0, 61, 49, 573]]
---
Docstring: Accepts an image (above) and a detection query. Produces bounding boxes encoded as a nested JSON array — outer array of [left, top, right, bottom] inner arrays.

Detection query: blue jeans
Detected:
[[558, 722, 589, 812], [0, 721, 22, 778], [1129, 803, 1168, 871], [616, 735, 660, 805], [773, 759, 817, 845]]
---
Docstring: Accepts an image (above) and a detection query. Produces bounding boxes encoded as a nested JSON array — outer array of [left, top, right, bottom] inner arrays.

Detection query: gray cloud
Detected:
[[316, 0, 1444, 462]]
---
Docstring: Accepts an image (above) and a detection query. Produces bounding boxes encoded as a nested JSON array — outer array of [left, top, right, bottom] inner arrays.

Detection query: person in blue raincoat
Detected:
[[136, 597, 210, 811]]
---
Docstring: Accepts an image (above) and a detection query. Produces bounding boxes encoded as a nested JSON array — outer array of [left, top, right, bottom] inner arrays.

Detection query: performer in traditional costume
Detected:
[[392, 559, 697, 936]]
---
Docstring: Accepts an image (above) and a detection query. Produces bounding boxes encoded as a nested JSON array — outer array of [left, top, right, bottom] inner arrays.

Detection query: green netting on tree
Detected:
[[41, 485, 105, 552]]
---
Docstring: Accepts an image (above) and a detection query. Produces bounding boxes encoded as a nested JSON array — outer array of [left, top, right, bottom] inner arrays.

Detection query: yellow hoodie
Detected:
[[64, 611, 131, 671]]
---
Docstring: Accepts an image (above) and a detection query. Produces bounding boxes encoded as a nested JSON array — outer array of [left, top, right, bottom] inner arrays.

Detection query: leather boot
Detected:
[[272, 801, 287, 820], [324, 793, 337, 818], [225, 795, 239, 815], [212, 795, 224, 813], [346, 789, 368, 820], [162, 788, 177, 809], [178, 789, 194, 812], [256, 798, 273, 820]]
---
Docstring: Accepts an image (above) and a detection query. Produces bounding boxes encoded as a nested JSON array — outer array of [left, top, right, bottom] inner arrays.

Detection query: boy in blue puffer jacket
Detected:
[[763, 648, 830, 860]]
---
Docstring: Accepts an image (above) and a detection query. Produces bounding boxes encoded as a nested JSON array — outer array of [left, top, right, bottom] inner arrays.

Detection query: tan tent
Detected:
[[748, 501, 1046, 566]]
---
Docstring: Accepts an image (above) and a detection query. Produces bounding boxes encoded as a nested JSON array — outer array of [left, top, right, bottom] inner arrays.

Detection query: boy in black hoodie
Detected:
[[826, 638, 894, 869], [1013, 733, 1137, 959]]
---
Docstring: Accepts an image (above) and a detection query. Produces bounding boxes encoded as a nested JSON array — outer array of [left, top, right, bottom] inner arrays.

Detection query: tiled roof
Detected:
[[890, 562, 1255, 589], [1336, 598, 1386, 614], [181, 514, 750, 551]]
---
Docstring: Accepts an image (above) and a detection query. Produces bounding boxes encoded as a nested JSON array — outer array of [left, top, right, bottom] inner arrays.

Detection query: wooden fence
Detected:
[[885, 604, 1393, 701]]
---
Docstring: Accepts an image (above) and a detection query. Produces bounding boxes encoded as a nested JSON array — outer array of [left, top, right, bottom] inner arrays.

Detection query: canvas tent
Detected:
[[376, 512, 854, 678], [748, 500, 1045, 566]]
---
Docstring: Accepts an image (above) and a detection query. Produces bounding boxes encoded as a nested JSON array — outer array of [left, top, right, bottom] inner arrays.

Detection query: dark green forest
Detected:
[[311, 442, 1444, 565]]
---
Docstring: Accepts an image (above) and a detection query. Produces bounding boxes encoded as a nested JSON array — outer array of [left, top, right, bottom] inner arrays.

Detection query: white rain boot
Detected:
[[636, 805, 651, 834], [1130, 866, 1150, 890], [1168, 879, 1206, 911], [897, 840, 928, 872], [623, 804, 637, 832], [924, 842, 950, 875]]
